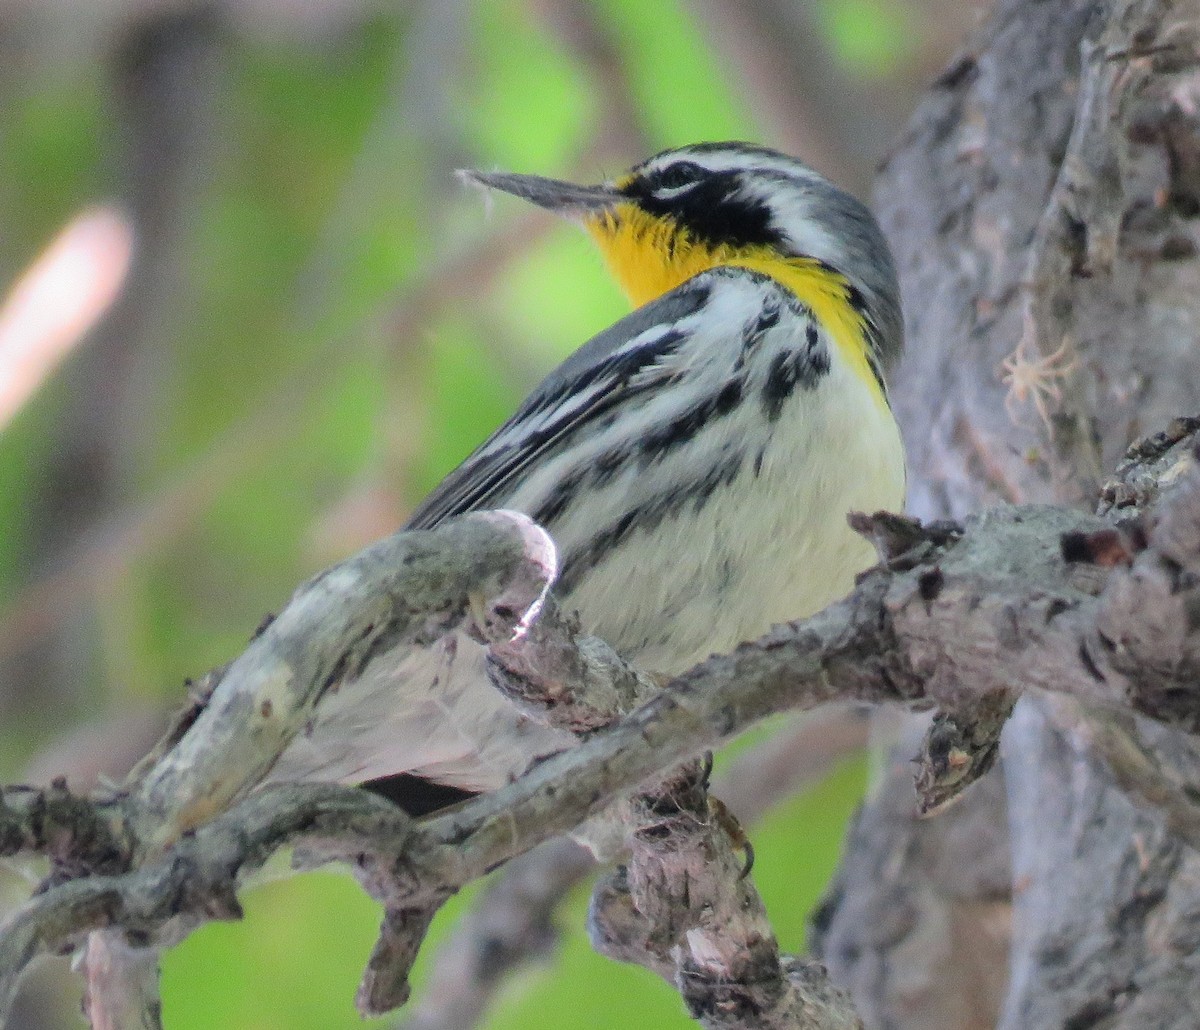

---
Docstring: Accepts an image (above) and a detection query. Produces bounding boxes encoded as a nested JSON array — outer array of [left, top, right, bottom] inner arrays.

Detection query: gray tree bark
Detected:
[[813, 0, 1200, 1026]]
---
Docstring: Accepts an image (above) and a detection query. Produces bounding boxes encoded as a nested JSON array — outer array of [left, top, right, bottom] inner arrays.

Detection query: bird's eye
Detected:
[[656, 161, 703, 191]]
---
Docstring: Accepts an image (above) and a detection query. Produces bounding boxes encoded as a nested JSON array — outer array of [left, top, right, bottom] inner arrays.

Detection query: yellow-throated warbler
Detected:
[[270, 142, 906, 807]]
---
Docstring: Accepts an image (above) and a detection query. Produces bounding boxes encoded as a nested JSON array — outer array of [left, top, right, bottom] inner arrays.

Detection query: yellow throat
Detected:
[[584, 202, 884, 407]]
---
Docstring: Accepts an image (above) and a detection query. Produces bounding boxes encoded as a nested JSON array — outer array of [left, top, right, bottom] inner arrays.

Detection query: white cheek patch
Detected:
[[735, 179, 847, 271]]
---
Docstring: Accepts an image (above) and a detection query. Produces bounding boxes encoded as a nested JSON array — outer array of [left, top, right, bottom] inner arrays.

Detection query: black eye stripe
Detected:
[[617, 163, 787, 251], [655, 161, 704, 190]]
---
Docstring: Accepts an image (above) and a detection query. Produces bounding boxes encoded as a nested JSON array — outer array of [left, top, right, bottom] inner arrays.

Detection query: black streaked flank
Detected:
[[866, 349, 887, 398], [714, 377, 743, 414], [735, 300, 781, 371], [533, 365, 746, 528], [557, 452, 745, 595], [637, 375, 745, 466], [841, 280, 888, 397], [593, 443, 633, 483], [531, 464, 587, 526], [530, 438, 633, 527], [845, 281, 868, 316], [762, 352, 798, 422], [761, 344, 831, 422]]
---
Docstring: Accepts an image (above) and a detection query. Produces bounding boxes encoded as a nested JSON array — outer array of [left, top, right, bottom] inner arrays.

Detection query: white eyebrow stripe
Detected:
[[639, 147, 827, 188]]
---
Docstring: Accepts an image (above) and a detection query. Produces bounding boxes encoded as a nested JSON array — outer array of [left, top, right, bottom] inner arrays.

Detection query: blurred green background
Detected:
[[0, 0, 974, 1026]]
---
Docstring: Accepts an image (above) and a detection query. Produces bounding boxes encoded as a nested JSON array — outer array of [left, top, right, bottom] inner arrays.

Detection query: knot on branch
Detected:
[[0, 782, 130, 885], [848, 511, 964, 571], [677, 944, 814, 1029], [484, 598, 654, 733], [914, 700, 1012, 816], [1093, 451, 1200, 730], [1061, 525, 1147, 567], [1099, 417, 1200, 515]]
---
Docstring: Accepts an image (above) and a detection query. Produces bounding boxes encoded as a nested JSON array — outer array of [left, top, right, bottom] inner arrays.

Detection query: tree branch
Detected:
[[399, 708, 868, 1030], [0, 415, 1198, 1025], [127, 509, 558, 853]]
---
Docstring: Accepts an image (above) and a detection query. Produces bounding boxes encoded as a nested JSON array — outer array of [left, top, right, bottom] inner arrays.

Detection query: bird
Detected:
[[268, 142, 906, 813]]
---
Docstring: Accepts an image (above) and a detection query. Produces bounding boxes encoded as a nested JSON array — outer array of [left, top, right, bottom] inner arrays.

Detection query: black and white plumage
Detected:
[[269, 261, 904, 793]]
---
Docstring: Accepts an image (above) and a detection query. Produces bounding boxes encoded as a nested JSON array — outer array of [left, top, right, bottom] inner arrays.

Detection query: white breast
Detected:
[[544, 295, 905, 673]]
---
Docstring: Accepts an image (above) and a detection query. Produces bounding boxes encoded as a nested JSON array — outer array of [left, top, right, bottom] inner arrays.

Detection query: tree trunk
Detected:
[[813, 0, 1200, 1026]]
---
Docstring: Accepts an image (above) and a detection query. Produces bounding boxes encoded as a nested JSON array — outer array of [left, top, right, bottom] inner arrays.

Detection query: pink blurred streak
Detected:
[[0, 204, 135, 431]]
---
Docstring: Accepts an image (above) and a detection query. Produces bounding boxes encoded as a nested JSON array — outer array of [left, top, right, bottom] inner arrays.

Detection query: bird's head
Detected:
[[460, 142, 903, 371]]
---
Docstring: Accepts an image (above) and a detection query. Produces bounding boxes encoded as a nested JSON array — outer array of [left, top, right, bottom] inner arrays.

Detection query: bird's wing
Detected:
[[405, 271, 720, 529]]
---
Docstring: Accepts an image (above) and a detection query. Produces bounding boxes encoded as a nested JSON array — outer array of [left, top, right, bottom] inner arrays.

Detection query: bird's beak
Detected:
[[457, 169, 620, 219]]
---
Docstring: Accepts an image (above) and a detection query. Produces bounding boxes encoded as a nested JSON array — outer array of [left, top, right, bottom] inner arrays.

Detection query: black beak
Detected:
[[457, 169, 620, 217]]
